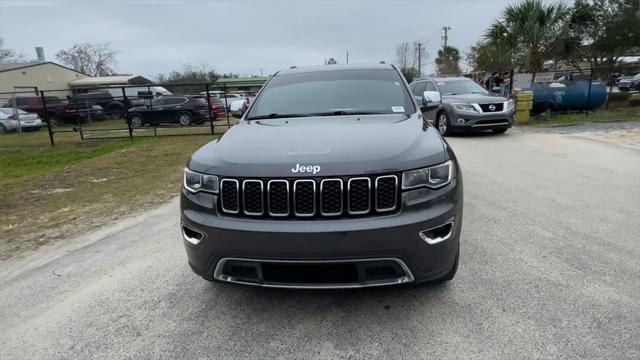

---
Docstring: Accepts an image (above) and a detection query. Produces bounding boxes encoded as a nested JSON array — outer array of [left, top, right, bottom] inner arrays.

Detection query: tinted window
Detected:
[[412, 82, 427, 96], [16, 98, 29, 106], [152, 98, 166, 106], [425, 82, 437, 92], [437, 79, 488, 95], [248, 69, 413, 118]]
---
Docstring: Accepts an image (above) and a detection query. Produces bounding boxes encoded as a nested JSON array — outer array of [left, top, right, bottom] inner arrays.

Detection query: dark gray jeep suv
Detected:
[[180, 64, 463, 288]]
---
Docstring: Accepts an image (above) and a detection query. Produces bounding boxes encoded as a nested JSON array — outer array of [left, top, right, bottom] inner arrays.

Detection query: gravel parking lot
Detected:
[[1, 127, 639, 359]]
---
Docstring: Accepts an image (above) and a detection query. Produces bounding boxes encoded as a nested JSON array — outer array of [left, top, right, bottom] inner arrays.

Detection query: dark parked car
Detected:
[[410, 77, 515, 136], [126, 95, 211, 127], [180, 64, 463, 288], [618, 73, 640, 91], [4, 96, 106, 127]]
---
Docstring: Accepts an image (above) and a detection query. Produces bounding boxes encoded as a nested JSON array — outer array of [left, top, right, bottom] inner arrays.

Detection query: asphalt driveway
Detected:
[[1, 127, 639, 359]]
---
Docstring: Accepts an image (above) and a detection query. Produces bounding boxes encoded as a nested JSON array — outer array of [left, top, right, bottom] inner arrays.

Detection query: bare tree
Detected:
[[55, 42, 118, 76], [0, 37, 24, 64], [395, 42, 412, 71]]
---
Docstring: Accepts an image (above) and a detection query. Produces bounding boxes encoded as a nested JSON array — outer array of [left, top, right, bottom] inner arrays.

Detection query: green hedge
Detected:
[[629, 95, 640, 107]]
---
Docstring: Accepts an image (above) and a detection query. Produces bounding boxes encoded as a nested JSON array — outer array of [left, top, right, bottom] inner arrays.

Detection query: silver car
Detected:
[[0, 108, 43, 132], [410, 77, 515, 136]]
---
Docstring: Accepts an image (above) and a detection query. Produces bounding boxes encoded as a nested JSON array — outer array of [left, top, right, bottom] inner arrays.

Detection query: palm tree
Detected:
[[485, 0, 569, 72], [435, 46, 461, 75]]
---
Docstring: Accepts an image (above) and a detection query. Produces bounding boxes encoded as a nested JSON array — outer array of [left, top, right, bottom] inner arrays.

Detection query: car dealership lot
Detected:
[[1, 127, 639, 359]]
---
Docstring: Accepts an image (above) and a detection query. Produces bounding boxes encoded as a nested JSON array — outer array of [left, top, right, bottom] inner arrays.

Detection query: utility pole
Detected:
[[346, 51, 349, 64], [417, 42, 422, 77], [442, 26, 451, 48]]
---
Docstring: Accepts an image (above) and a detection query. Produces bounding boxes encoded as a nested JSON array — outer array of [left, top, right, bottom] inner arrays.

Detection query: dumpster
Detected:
[[530, 80, 607, 114]]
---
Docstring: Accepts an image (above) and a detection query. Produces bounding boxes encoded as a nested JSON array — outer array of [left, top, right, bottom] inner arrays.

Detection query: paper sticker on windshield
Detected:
[[392, 106, 405, 112]]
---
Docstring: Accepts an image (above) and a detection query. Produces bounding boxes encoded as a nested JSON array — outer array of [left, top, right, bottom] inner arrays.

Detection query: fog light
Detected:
[[182, 224, 204, 245], [457, 119, 465, 125], [419, 221, 454, 245]]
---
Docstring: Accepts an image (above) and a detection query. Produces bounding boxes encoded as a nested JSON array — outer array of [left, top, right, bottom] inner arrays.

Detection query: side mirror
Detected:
[[422, 90, 442, 109]]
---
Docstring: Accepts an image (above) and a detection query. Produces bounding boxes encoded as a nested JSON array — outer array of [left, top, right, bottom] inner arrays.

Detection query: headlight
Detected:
[[402, 160, 454, 190], [183, 168, 219, 193], [506, 99, 515, 110], [451, 103, 477, 113]]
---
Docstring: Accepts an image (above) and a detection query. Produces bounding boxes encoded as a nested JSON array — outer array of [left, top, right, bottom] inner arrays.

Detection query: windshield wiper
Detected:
[[313, 110, 389, 116], [247, 110, 390, 120], [246, 113, 315, 120]]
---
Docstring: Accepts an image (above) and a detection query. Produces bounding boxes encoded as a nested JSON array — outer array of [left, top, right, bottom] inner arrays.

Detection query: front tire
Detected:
[[437, 111, 453, 136], [48, 114, 60, 128], [129, 114, 144, 128], [178, 112, 193, 126]]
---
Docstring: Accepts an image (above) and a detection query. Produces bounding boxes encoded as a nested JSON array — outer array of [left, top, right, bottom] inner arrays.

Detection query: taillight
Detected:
[[194, 100, 205, 108]]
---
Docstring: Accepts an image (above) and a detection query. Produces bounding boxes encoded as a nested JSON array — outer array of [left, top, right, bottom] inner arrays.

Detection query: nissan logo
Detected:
[[488, 104, 496, 111]]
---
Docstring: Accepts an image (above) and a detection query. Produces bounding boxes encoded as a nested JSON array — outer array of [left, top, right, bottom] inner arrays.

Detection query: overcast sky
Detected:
[[1, 0, 537, 78]]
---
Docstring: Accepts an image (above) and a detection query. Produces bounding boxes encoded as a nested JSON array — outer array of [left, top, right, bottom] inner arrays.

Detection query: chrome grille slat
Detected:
[[220, 179, 240, 214], [347, 177, 371, 215], [320, 179, 343, 216], [293, 179, 316, 217], [267, 180, 289, 216], [242, 180, 264, 216], [375, 175, 398, 212]]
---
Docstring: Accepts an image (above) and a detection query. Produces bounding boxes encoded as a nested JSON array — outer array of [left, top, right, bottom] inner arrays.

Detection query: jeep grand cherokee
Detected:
[[180, 64, 463, 288]]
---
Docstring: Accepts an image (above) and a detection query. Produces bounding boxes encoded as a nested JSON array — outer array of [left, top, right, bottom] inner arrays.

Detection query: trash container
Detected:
[[515, 91, 533, 123]]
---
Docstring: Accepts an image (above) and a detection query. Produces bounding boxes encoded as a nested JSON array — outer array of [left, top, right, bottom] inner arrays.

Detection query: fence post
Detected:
[[73, 92, 84, 140], [122, 87, 133, 139], [206, 84, 215, 135], [509, 68, 515, 97], [585, 68, 593, 119], [40, 90, 55, 146], [606, 69, 614, 110], [224, 83, 230, 127]]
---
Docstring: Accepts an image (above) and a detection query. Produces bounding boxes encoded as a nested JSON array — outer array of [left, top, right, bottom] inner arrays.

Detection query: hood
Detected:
[[442, 93, 507, 104], [188, 114, 447, 177]]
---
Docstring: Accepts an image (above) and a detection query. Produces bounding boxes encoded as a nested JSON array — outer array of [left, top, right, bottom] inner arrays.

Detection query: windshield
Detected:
[[437, 79, 489, 95], [246, 69, 414, 119]]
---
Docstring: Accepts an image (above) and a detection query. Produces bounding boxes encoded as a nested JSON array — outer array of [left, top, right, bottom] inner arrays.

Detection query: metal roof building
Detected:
[[0, 61, 88, 94]]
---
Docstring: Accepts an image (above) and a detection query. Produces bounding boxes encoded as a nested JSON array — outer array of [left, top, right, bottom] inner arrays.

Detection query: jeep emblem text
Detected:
[[291, 164, 321, 174]]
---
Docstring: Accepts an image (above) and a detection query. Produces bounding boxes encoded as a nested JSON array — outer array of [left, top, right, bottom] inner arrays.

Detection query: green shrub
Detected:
[[629, 95, 640, 107]]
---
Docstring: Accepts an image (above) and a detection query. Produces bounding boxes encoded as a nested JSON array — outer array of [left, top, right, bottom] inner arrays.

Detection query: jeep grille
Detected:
[[219, 175, 399, 218]]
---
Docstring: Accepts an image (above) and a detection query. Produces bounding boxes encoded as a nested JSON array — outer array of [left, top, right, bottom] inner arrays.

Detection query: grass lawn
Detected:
[[521, 108, 640, 127], [0, 117, 238, 260]]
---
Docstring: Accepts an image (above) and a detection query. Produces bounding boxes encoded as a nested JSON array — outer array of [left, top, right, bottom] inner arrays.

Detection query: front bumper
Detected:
[[449, 108, 515, 131], [180, 174, 463, 288]]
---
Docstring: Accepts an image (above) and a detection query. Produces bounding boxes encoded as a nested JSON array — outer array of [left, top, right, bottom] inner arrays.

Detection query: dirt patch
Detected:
[[575, 128, 640, 150]]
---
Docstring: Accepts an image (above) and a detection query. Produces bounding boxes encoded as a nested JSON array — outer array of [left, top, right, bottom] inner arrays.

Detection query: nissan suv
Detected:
[[180, 64, 463, 288], [410, 76, 515, 136]]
